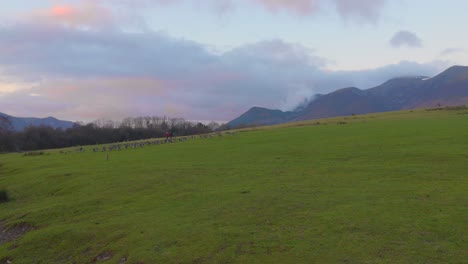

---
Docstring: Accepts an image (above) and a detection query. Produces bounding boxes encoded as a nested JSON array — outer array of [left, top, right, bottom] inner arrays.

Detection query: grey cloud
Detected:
[[390, 30, 423, 48], [0, 23, 214, 79], [333, 60, 448, 89], [114, 0, 386, 22], [440, 47, 464, 56], [334, 0, 386, 21]]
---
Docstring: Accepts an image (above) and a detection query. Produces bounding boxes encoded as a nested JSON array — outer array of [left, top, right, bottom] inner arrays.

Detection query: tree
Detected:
[[0, 116, 14, 152], [207, 121, 220, 131], [93, 118, 117, 129], [0, 115, 218, 152], [0, 115, 12, 134]]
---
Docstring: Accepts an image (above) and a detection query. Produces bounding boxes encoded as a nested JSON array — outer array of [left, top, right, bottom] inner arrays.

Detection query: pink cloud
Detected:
[[116, 0, 385, 20], [38, 77, 168, 100], [0, 76, 172, 121], [50, 6, 75, 17], [26, 2, 115, 28], [252, 0, 320, 15], [251, 0, 386, 20]]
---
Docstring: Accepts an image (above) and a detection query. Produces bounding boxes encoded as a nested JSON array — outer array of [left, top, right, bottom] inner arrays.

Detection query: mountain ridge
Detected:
[[228, 65, 468, 127], [0, 112, 77, 131]]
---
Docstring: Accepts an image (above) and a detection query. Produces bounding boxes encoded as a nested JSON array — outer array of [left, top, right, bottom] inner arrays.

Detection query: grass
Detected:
[[0, 188, 8, 203], [22, 151, 46, 157], [0, 108, 467, 263]]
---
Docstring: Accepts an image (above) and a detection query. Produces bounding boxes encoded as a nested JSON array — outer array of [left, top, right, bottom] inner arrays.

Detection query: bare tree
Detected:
[[207, 121, 221, 131], [0, 115, 13, 134], [93, 118, 117, 129], [151, 116, 162, 126], [141, 116, 153, 128], [120, 117, 133, 128], [133, 117, 144, 129]]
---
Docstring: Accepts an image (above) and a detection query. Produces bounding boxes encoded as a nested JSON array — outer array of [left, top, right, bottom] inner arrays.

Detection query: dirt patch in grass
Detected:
[[92, 250, 114, 262], [117, 256, 128, 263], [0, 222, 34, 246], [0, 256, 13, 264]]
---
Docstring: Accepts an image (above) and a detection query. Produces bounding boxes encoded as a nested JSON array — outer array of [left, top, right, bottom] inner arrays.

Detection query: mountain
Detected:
[[401, 65, 468, 108], [227, 107, 299, 128], [0, 112, 77, 131], [228, 65, 468, 127]]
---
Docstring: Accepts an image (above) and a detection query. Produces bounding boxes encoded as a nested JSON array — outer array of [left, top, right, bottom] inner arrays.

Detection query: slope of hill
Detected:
[[228, 65, 468, 127], [293, 86, 390, 121], [1, 108, 467, 263], [0, 112, 77, 131], [227, 107, 298, 128], [403, 65, 468, 108]]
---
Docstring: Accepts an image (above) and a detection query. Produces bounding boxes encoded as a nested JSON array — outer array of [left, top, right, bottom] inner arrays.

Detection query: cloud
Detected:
[[333, 0, 386, 21], [0, 20, 447, 122], [440, 47, 464, 56], [390, 30, 423, 48], [0, 23, 213, 79], [25, 2, 116, 28], [113, 0, 386, 21], [245, 0, 388, 21], [251, 0, 320, 15], [333, 60, 449, 87], [6, 77, 169, 120]]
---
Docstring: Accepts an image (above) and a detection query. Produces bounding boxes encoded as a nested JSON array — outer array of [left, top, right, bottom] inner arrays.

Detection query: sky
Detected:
[[0, 0, 466, 122]]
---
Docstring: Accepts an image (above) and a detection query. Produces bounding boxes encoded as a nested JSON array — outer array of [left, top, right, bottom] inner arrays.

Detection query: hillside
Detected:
[[226, 107, 298, 128], [0, 112, 76, 131], [1, 107, 467, 263], [228, 65, 468, 127]]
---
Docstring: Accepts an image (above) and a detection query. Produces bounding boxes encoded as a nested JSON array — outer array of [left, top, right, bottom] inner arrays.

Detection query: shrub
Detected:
[[0, 188, 9, 203], [23, 151, 45, 157]]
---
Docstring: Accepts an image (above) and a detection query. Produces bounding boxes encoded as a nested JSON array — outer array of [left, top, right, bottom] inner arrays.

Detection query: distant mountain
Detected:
[[227, 107, 299, 128], [228, 65, 468, 127], [0, 112, 77, 131]]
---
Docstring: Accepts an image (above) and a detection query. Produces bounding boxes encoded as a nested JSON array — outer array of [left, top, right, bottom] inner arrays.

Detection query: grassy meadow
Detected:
[[0, 108, 467, 263]]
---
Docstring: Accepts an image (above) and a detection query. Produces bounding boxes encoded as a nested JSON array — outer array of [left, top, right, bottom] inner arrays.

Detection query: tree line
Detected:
[[0, 116, 228, 152]]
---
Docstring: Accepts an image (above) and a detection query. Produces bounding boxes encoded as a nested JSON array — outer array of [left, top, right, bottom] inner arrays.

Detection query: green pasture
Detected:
[[1, 108, 467, 263]]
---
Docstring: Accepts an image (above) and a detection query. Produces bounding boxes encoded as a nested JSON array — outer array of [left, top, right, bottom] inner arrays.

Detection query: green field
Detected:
[[1, 108, 467, 263]]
